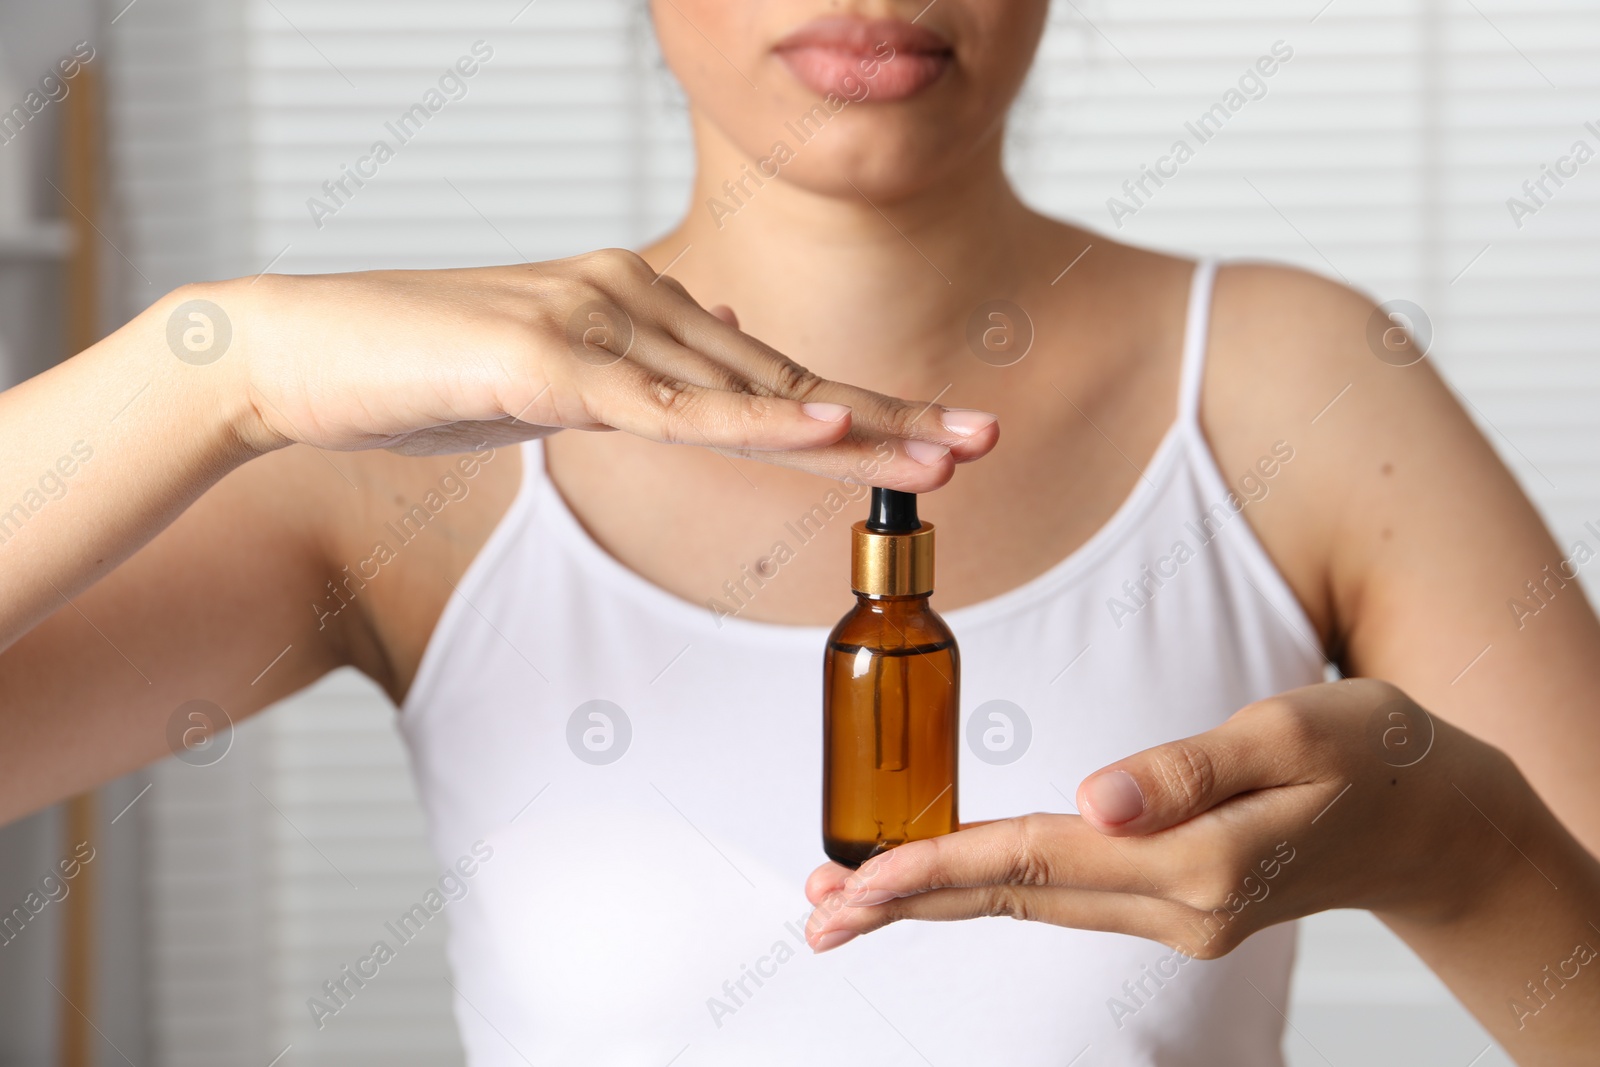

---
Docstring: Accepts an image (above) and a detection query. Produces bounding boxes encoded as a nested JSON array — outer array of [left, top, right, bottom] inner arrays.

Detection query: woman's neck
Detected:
[[645, 113, 1052, 387]]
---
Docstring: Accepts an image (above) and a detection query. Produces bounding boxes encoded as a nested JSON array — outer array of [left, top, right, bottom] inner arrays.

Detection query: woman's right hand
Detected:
[[208, 248, 996, 487]]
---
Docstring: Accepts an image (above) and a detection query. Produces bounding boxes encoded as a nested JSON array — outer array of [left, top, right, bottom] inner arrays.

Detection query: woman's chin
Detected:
[[776, 146, 966, 206]]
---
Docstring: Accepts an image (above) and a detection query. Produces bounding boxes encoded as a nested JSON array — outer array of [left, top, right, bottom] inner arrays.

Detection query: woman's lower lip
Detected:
[[775, 47, 950, 103]]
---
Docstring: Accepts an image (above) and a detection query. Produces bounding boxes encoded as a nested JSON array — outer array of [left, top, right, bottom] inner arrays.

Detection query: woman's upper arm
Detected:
[[1206, 263, 1600, 853], [0, 445, 360, 825]]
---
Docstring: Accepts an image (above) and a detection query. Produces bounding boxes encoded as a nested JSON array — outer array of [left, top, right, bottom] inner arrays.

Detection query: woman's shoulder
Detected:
[[1201, 257, 1412, 469], [1199, 256, 1459, 651], [1204, 258, 1391, 451], [1027, 222, 1424, 650]]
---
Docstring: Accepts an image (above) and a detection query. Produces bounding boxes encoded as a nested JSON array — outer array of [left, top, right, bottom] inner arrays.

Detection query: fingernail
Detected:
[[811, 929, 858, 954], [904, 440, 950, 466], [1083, 770, 1145, 825], [803, 402, 851, 422], [940, 409, 998, 437], [846, 888, 898, 907]]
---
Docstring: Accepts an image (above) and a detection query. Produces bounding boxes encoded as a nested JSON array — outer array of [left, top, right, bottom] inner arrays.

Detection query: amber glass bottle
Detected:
[[823, 488, 959, 869]]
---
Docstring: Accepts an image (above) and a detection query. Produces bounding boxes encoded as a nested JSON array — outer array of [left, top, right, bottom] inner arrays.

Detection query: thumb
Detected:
[[1077, 720, 1281, 836]]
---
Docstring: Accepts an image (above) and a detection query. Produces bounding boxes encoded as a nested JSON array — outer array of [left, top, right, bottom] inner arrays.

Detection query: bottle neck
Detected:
[[853, 592, 933, 613]]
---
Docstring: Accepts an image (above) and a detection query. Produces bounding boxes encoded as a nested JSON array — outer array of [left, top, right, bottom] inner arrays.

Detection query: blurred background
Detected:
[[2, 0, 1596, 1063]]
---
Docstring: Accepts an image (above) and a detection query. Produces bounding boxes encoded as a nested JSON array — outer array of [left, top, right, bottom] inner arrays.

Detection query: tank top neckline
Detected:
[[519, 259, 1220, 643]]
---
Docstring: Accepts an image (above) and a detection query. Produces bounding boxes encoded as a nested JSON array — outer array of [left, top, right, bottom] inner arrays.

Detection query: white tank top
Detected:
[[400, 259, 1326, 1066]]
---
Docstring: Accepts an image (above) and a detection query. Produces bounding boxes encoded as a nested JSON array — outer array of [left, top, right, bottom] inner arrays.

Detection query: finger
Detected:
[[629, 290, 997, 485], [567, 331, 971, 489], [726, 434, 968, 493], [805, 882, 1177, 951], [656, 299, 1001, 464], [573, 349, 855, 453], [622, 329, 924, 476], [624, 271, 962, 455], [818, 815, 1159, 909], [803, 825, 1021, 904], [1077, 705, 1310, 837], [779, 373, 999, 467], [805, 861, 853, 906]]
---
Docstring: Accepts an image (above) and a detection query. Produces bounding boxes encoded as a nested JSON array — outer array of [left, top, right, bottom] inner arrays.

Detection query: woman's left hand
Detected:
[[804, 677, 1531, 955]]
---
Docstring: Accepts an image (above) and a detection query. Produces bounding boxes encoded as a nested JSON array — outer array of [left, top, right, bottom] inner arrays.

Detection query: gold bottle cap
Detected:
[[850, 520, 935, 596]]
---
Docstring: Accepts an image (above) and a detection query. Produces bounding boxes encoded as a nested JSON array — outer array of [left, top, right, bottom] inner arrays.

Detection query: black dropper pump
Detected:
[[865, 487, 921, 534]]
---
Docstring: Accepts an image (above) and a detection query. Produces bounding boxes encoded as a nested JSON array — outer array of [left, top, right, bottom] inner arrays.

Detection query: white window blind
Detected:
[[104, 1, 1597, 1064]]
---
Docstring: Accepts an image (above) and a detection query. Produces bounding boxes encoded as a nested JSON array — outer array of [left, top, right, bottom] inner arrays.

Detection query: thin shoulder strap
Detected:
[[520, 435, 548, 493], [1175, 257, 1220, 426]]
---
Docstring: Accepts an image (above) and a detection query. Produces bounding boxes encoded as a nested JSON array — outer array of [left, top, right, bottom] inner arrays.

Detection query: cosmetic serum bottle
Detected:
[[823, 487, 959, 868]]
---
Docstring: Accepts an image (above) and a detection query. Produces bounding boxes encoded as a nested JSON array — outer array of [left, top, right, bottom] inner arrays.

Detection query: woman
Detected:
[[3, 2, 1598, 1063]]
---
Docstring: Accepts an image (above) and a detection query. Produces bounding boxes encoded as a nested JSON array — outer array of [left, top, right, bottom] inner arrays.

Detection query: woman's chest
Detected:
[[539, 394, 1173, 628]]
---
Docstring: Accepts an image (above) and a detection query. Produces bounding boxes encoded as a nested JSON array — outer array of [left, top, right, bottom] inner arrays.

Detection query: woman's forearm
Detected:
[[0, 283, 262, 650], [1381, 774, 1600, 1064]]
